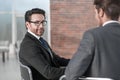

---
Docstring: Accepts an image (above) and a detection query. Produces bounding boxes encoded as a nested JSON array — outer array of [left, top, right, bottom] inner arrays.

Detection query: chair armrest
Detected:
[[59, 75, 66, 80], [79, 77, 113, 80]]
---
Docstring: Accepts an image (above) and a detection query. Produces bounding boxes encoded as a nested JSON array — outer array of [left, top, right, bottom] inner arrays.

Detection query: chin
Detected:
[[36, 32, 43, 36], [39, 33, 43, 36]]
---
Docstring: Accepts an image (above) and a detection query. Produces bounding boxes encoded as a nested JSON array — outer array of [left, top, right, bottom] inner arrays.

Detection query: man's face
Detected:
[[26, 14, 46, 36]]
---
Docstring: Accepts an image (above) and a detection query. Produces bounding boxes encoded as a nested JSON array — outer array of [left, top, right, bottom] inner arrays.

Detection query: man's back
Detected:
[[65, 22, 120, 80], [65, 0, 120, 80], [84, 22, 120, 79]]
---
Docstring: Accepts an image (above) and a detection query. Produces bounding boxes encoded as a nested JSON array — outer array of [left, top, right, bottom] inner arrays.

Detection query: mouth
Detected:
[[37, 29, 44, 35]]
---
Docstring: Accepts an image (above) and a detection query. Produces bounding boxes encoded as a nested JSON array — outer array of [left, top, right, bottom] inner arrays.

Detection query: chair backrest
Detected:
[[78, 77, 113, 80], [20, 62, 33, 80]]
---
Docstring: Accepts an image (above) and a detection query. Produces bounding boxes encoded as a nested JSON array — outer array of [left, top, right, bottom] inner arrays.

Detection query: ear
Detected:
[[25, 22, 30, 29], [99, 8, 104, 17]]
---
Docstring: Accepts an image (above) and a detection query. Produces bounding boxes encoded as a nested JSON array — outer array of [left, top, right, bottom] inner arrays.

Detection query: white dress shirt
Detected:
[[103, 20, 120, 26], [28, 29, 40, 40]]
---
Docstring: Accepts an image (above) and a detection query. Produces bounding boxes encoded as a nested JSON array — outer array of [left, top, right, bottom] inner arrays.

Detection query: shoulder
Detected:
[[84, 26, 104, 36], [80, 26, 104, 43], [21, 33, 39, 47]]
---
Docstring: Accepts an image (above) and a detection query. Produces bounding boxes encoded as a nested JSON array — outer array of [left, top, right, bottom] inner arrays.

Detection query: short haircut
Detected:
[[25, 8, 46, 22], [93, 0, 120, 20]]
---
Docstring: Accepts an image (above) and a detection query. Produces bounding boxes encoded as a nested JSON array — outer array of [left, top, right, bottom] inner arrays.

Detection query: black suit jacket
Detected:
[[65, 22, 120, 80], [19, 32, 69, 80]]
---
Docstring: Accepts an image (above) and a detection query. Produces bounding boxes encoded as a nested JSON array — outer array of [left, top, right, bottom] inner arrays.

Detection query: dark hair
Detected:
[[25, 8, 46, 22], [93, 0, 120, 20]]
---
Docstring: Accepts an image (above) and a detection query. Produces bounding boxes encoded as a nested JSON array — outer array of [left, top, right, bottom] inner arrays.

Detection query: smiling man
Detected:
[[19, 8, 69, 80]]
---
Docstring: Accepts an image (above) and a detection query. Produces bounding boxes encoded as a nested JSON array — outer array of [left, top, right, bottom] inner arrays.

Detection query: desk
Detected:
[[0, 46, 9, 62]]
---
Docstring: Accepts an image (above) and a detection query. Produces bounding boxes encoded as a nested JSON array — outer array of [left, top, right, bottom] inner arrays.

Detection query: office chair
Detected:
[[78, 77, 113, 80], [59, 75, 113, 80], [20, 62, 33, 80], [59, 75, 66, 80]]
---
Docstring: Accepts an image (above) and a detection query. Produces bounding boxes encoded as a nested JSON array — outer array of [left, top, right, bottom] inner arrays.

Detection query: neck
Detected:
[[101, 14, 112, 25]]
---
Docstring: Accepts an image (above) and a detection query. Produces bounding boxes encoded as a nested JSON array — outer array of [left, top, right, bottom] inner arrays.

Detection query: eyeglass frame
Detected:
[[28, 20, 47, 27]]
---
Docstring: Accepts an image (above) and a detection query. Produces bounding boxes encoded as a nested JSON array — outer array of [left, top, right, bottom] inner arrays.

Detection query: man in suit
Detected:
[[65, 0, 120, 80], [19, 8, 69, 80]]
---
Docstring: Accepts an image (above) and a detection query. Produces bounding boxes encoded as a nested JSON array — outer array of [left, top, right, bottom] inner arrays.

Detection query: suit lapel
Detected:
[[26, 32, 54, 61]]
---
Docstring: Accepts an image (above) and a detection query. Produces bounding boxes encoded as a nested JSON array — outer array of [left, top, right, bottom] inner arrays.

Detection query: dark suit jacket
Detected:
[[65, 22, 120, 80], [19, 32, 69, 80]]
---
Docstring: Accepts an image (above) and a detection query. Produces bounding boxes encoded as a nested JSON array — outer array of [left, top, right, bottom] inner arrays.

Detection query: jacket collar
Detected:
[[27, 29, 40, 40], [103, 20, 120, 26]]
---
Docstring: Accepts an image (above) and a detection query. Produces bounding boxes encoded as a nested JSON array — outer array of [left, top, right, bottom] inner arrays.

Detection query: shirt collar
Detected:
[[28, 29, 40, 40], [103, 20, 120, 26]]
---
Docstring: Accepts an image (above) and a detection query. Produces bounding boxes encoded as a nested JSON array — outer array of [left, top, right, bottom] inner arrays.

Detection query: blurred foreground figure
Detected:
[[65, 0, 120, 80]]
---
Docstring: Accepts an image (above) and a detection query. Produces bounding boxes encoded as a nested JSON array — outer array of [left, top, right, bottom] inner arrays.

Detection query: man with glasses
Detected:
[[19, 8, 69, 80]]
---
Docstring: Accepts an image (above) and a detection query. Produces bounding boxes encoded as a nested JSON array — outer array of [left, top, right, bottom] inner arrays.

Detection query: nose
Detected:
[[37, 24, 44, 29]]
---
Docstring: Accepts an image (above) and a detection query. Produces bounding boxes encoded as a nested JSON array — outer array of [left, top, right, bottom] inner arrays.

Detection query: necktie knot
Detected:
[[39, 37, 48, 49], [39, 37, 44, 44], [39, 37, 53, 58]]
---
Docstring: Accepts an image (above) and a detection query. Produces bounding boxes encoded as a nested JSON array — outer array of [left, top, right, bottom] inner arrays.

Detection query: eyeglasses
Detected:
[[29, 20, 47, 26]]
